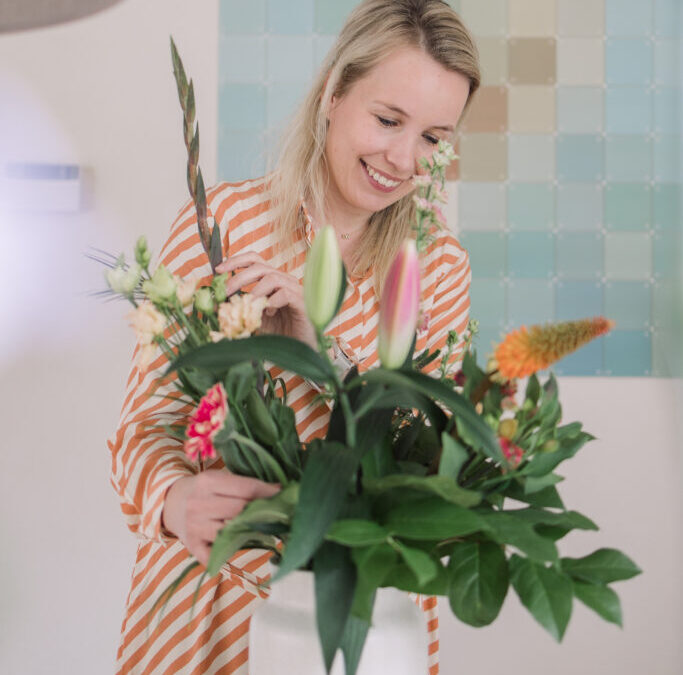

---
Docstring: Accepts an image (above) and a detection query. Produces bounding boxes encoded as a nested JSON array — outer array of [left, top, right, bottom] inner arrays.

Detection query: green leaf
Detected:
[[272, 441, 360, 582], [510, 555, 573, 641], [363, 474, 481, 508], [170, 334, 335, 384], [340, 613, 371, 675], [505, 507, 598, 532], [381, 560, 450, 595], [382, 497, 488, 540], [524, 473, 564, 494], [561, 548, 642, 584], [505, 481, 565, 509], [438, 433, 469, 481], [392, 541, 439, 587], [572, 581, 623, 627], [314, 542, 356, 672], [209, 220, 223, 271], [525, 373, 541, 406], [523, 432, 594, 478], [208, 530, 277, 576], [169, 36, 188, 105], [223, 362, 258, 403], [350, 544, 397, 620], [326, 520, 390, 547], [480, 512, 558, 562], [447, 541, 509, 627]]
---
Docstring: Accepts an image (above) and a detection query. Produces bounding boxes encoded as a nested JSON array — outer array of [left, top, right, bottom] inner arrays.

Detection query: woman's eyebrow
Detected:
[[373, 100, 454, 132]]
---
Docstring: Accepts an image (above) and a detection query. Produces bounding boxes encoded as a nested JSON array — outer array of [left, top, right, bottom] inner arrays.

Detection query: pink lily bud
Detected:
[[378, 239, 420, 369]]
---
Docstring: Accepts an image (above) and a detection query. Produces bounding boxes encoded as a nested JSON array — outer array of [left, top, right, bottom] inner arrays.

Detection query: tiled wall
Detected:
[[218, 0, 682, 377]]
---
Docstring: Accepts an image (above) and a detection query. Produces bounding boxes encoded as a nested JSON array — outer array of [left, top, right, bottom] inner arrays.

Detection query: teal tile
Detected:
[[654, 135, 680, 182], [606, 0, 652, 35], [605, 87, 652, 134], [557, 232, 604, 279], [315, 0, 359, 33], [606, 135, 652, 181], [655, 0, 679, 37], [556, 281, 603, 321], [218, 129, 266, 181], [219, 83, 266, 129], [469, 278, 506, 327], [459, 182, 506, 231], [220, 0, 266, 33], [508, 232, 555, 279], [605, 38, 653, 85], [507, 183, 554, 230], [655, 40, 678, 85], [267, 81, 308, 129], [267, 36, 313, 82], [268, 0, 314, 33], [605, 232, 652, 280], [605, 183, 651, 231], [654, 87, 679, 134], [314, 34, 337, 69], [507, 280, 554, 328], [653, 228, 681, 279], [557, 87, 604, 133], [460, 231, 506, 278], [557, 134, 603, 181], [604, 330, 652, 375], [653, 184, 681, 229], [554, 338, 603, 376], [220, 35, 265, 83], [508, 135, 555, 181], [653, 280, 676, 327], [652, 331, 682, 377], [473, 325, 504, 360], [557, 184, 602, 231], [605, 281, 651, 329]]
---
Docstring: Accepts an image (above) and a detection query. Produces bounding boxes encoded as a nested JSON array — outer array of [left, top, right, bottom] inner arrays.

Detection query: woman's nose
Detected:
[[384, 136, 420, 178]]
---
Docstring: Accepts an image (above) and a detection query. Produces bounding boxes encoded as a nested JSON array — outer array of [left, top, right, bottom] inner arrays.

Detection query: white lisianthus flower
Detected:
[[142, 265, 177, 304], [194, 287, 215, 314], [175, 275, 198, 307], [106, 263, 141, 296]]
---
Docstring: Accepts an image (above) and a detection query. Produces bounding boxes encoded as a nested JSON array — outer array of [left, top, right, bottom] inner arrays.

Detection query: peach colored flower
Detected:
[[128, 301, 166, 345], [215, 293, 268, 340], [175, 275, 198, 307], [184, 383, 228, 461]]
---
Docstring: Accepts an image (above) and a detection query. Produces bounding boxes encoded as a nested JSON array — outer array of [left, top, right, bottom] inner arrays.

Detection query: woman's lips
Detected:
[[360, 159, 402, 193]]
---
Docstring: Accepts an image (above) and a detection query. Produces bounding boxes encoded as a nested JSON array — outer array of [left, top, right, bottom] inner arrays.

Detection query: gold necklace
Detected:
[[340, 232, 351, 240]]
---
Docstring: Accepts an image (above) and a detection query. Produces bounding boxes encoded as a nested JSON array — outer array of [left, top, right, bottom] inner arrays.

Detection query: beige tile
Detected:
[[557, 38, 604, 85], [460, 86, 508, 133], [509, 0, 556, 36], [460, 0, 507, 36], [509, 38, 556, 85], [557, 0, 605, 37], [478, 37, 508, 86], [459, 133, 507, 181], [508, 86, 556, 133]]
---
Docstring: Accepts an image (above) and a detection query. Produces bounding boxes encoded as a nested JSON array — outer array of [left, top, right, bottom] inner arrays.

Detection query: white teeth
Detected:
[[365, 163, 400, 188]]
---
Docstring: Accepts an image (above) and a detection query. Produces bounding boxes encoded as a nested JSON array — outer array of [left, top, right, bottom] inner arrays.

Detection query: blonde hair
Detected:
[[267, 0, 480, 294]]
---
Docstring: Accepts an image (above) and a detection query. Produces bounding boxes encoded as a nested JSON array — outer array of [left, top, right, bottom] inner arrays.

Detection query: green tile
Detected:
[[315, 0, 360, 33], [604, 281, 651, 329], [605, 233, 652, 280], [554, 339, 603, 376], [653, 228, 681, 279], [219, 83, 266, 129], [654, 135, 680, 182], [460, 231, 506, 278], [508, 183, 554, 230], [473, 326, 505, 360], [220, 0, 266, 33], [469, 278, 506, 327], [508, 232, 555, 278], [557, 232, 604, 279], [268, 0, 314, 34], [604, 183, 651, 231], [653, 280, 677, 328], [653, 184, 681, 229], [556, 280, 603, 321], [507, 280, 554, 328], [604, 330, 652, 376], [606, 135, 652, 181], [557, 134, 604, 181], [557, 184, 602, 231]]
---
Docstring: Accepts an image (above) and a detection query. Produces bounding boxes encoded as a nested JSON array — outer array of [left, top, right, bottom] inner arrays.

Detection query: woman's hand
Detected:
[[161, 470, 281, 567], [216, 253, 318, 349]]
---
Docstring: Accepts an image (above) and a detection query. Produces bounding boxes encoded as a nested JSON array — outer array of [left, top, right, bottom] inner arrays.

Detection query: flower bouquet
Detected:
[[97, 39, 641, 675]]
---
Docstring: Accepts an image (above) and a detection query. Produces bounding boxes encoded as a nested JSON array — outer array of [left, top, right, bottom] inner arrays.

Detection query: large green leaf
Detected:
[[392, 541, 440, 587], [572, 581, 623, 627], [505, 481, 565, 509], [170, 334, 335, 383], [523, 431, 594, 478], [350, 544, 398, 620], [524, 473, 564, 495], [340, 613, 371, 675], [447, 541, 509, 627], [381, 560, 450, 595], [208, 530, 278, 576], [510, 555, 573, 641], [314, 542, 356, 672], [438, 433, 469, 481], [326, 520, 390, 547], [480, 511, 558, 563], [504, 508, 598, 532], [561, 548, 642, 584], [272, 441, 360, 582], [363, 474, 481, 508]]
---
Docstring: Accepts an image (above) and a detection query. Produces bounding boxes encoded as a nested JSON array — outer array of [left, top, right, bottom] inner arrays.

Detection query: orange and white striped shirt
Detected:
[[108, 176, 471, 674]]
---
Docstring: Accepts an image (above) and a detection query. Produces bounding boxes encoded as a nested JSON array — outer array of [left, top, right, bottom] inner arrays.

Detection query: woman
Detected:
[[108, 0, 480, 672]]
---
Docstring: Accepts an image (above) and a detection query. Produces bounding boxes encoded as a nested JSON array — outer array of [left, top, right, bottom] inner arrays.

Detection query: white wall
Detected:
[[0, 2, 680, 674]]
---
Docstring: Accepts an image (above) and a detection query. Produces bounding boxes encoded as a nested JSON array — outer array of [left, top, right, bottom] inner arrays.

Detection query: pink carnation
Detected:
[[499, 437, 524, 469], [184, 382, 228, 462]]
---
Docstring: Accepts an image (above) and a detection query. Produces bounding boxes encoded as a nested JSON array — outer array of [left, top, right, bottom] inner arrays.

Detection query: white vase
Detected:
[[249, 564, 428, 675]]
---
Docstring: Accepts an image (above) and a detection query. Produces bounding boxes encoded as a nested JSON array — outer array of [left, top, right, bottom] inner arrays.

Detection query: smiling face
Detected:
[[324, 46, 471, 225]]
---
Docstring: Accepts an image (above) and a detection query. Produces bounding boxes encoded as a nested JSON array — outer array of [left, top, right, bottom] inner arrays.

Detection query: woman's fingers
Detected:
[[204, 469, 281, 501], [215, 251, 266, 274]]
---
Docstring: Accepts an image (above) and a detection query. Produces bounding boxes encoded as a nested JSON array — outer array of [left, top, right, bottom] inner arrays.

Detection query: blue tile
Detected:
[[557, 232, 604, 280], [268, 0, 314, 33], [605, 87, 652, 134], [655, 40, 678, 85], [507, 280, 554, 327], [654, 87, 679, 134], [606, 0, 652, 35], [267, 36, 313, 83], [556, 281, 603, 321], [219, 83, 266, 129], [606, 135, 652, 181], [218, 130, 266, 181], [469, 278, 506, 327], [507, 183, 554, 230], [557, 184, 603, 231], [605, 281, 651, 330], [655, 0, 679, 37], [220, 35, 266, 83], [604, 330, 652, 375], [605, 183, 651, 231], [653, 228, 681, 279], [508, 135, 555, 181], [267, 81, 308, 129], [653, 280, 676, 327], [653, 184, 681, 229], [473, 325, 504, 360], [604, 233, 652, 280], [557, 87, 604, 133], [654, 135, 680, 182], [315, 0, 360, 34], [458, 182, 506, 231], [508, 232, 555, 279], [460, 232, 506, 278], [314, 34, 337, 70], [557, 134, 604, 181], [220, 0, 266, 33], [554, 338, 603, 376], [605, 38, 653, 85]]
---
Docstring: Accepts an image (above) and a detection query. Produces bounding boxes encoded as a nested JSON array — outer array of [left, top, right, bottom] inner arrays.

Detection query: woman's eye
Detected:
[[423, 134, 439, 146], [377, 116, 397, 127]]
